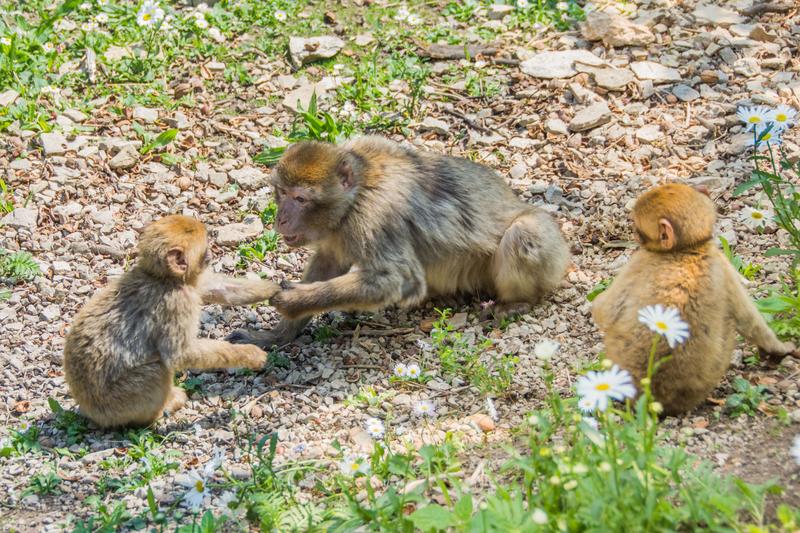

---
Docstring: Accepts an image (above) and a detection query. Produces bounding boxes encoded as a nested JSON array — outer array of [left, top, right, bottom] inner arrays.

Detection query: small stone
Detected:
[[569, 102, 612, 132], [630, 61, 681, 83], [108, 144, 140, 170], [685, 175, 733, 195], [693, 4, 745, 26], [468, 130, 504, 146], [132, 106, 158, 123], [103, 45, 131, 61], [467, 414, 496, 433], [593, 68, 635, 91], [488, 4, 514, 20], [1, 207, 38, 230], [216, 215, 264, 246], [206, 61, 226, 72], [354, 33, 375, 46], [733, 57, 760, 78], [509, 162, 527, 180], [39, 304, 61, 322], [672, 84, 700, 102], [0, 89, 19, 107], [288, 36, 345, 67], [635, 124, 663, 144], [63, 109, 88, 123], [275, 75, 297, 90], [450, 312, 468, 329], [229, 166, 269, 190], [699, 70, 720, 84], [40, 132, 68, 156], [545, 118, 569, 135], [520, 50, 604, 79], [580, 11, 655, 47], [420, 116, 450, 135]]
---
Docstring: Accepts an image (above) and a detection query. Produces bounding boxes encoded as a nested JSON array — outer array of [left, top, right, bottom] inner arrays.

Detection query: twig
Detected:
[[740, 2, 793, 16], [429, 385, 472, 398], [338, 327, 415, 336], [340, 364, 385, 370], [442, 107, 495, 135]]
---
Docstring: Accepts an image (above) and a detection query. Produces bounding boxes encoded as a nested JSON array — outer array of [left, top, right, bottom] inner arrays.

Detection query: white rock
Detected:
[[635, 124, 663, 144], [229, 166, 269, 190], [288, 36, 345, 67], [132, 106, 158, 123], [520, 50, 604, 79], [693, 4, 745, 26], [488, 4, 514, 20], [630, 61, 681, 83], [1, 207, 38, 230], [593, 68, 635, 90], [40, 304, 61, 322], [545, 118, 569, 135], [108, 145, 140, 170], [0, 89, 19, 107], [216, 215, 265, 246], [580, 11, 655, 47], [733, 57, 760, 78], [281, 76, 349, 113], [420, 116, 450, 135], [40, 132, 68, 156], [509, 163, 527, 180], [354, 33, 375, 46], [569, 102, 612, 132], [63, 109, 88, 123]]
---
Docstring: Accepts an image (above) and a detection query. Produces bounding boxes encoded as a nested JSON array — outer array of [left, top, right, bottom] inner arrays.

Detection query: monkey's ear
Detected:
[[166, 247, 188, 277], [337, 153, 359, 189], [693, 184, 710, 197], [658, 218, 675, 251]]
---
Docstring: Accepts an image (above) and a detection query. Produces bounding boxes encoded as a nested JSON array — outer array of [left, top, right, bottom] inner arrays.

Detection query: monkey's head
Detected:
[[137, 215, 210, 283], [632, 183, 716, 253], [272, 141, 364, 247]]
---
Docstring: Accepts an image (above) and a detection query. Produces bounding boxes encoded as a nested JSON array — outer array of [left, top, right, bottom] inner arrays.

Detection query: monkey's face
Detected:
[[273, 183, 323, 247]]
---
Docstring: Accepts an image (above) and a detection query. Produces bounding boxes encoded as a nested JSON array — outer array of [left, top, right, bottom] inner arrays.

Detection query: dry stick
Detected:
[[339, 327, 416, 336], [741, 2, 793, 16], [442, 107, 496, 135]]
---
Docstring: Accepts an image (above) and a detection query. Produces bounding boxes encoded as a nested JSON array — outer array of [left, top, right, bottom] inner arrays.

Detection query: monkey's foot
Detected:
[[164, 387, 188, 415], [480, 301, 531, 322]]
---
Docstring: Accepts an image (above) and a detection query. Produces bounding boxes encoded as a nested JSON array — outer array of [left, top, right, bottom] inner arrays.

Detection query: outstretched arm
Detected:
[[197, 271, 280, 306]]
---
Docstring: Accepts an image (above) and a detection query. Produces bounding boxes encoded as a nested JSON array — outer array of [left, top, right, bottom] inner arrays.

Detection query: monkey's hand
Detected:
[[226, 322, 301, 350], [235, 344, 268, 369], [760, 341, 798, 362]]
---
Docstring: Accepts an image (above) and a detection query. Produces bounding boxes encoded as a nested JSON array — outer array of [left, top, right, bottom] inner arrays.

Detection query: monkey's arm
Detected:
[[197, 272, 280, 306], [723, 258, 795, 356], [172, 339, 266, 371], [226, 252, 352, 348]]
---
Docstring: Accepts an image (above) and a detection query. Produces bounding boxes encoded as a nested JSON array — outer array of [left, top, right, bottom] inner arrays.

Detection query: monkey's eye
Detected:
[[294, 195, 307, 205]]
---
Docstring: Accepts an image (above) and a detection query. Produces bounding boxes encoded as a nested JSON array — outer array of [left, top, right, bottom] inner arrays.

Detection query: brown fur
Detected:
[[228, 136, 570, 348], [63, 215, 279, 428], [592, 184, 796, 415]]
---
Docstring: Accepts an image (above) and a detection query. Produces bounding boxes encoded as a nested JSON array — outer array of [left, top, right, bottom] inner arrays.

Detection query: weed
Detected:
[[719, 236, 762, 280], [725, 377, 769, 417], [0, 177, 14, 213], [1, 422, 41, 457], [48, 397, 88, 446], [0, 250, 41, 281], [313, 324, 340, 342], [757, 270, 800, 340], [344, 386, 394, 409], [23, 465, 61, 497], [237, 230, 280, 265], [259, 200, 278, 226], [586, 277, 612, 302], [131, 123, 178, 155]]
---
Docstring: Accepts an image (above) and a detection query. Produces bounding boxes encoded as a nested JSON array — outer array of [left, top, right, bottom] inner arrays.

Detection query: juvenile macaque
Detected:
[[228, 136, 570, 348], [592, 184, 796, 415], [64, 215, 279, 428]]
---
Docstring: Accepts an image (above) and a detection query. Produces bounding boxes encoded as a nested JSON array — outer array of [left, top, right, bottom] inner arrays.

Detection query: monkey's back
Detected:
[[593, 242, 732, 414], [64, 270, 199, 423]]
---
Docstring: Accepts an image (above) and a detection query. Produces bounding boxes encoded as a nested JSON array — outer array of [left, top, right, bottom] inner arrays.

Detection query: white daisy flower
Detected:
[[517, 0, 530, 8], [136, 1, 164, 27], [534, 339, 560, 361], [180, 469, 210, 510], [394, 7, 410, 21], [40, 85, 59, 95], [393, 362, 408, 378], [413, 400, 436, 417], [95, 13, 109, 24], [274, 9, 287, 22], [42, 42, 54, 53], [339, 455, 370, 476], [791, 435, 800, 465], [576, 365, 637, 412], [736, 105, 772, 132], [741, 206, 772, 230], [582, 416, 599, 429], [532, 508, 548, 524], [556, 1, 569, 9], [486, 397, 498, 421], [18, 421, 31, 433], [407, 14, 422, 25], [577, 396, 596, 413], [746, 127, 783, 150], [208, 27, 223, 42], [0, 37, 10, 46], [637, 304, 690, 348], [79, 2, 91, 10], [195, 18, 209, 29], [97, 0, 108, 5], [599, 461, 611, 472], [195, 2, 209, 11], [218, 490, 246, 519], [203, 449, 225, 477], [81, 21, 98, 31], [768, 104, 797, 131], [365, 417, 385, 438], [406, 363, 421, 379]]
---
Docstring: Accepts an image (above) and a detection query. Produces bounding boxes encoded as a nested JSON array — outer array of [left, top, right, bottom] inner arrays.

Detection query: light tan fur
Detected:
[[64, 216, 279, 428], [228, 136, 570, 348], [592, 184, 796, 415]]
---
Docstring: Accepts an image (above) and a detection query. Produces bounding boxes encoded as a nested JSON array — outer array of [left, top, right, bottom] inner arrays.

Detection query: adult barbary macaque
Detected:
[[592, 183, 796, 415], [228, 136, 570, 348], [64, 215, 280, 428]]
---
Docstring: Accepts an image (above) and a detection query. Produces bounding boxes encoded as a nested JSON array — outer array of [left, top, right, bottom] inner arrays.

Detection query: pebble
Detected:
[[569, 102, 612, 132], [216, 215, 264, 246], [288, 36, 345, 67], [672, 84, 700, 102], [630, 61, 682, 83], [520, 50, 603, 79], [40, 132, 68, 156], [229, 166, 269, 190], [545, 118, 569, 135], [108, 144, 140, 170], [1, 207, 38, 230], [132, 106, 158, 123]]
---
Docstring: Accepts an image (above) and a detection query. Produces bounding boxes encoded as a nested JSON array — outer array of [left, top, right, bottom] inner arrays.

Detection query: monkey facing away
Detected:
[[592, 183, 796, 415], [228, 136, 570, 348], [64, 215, 280, 428]]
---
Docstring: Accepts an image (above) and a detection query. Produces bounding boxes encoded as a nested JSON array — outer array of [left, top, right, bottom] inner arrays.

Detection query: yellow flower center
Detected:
[[195, 480, 204, 492], [776, 113, 787, 122], [350, 463, 359, 471], [143, 13, 152, 20], [762, 132, 773, 141], [752, 212, 763, 219], [748, 116, 761, 123], [595, 383, 610, 391], [655, 321, 668, 331]]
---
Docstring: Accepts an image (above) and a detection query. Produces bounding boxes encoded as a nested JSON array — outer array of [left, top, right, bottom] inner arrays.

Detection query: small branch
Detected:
[[442, 108, 495, 135]]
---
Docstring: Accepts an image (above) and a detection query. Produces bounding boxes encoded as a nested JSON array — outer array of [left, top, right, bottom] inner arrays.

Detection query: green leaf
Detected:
[[47, 397, 63, 414], [146, 485, 158, 516], [409, 505, 453, 532], [454, 494, 473, 522], [152, 128, 178, 149], [733, 178, 765, 196], [765, 247, 800, 257]]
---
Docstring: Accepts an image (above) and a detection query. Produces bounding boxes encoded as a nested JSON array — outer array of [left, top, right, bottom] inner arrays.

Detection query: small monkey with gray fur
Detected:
[[592, 183, 797, 415], [64, 215, 279, 428], [228, 136, 570, 348]]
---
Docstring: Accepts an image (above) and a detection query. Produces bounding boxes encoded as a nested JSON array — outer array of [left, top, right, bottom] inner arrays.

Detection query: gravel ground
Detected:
[[2, 0, 800, 529]]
